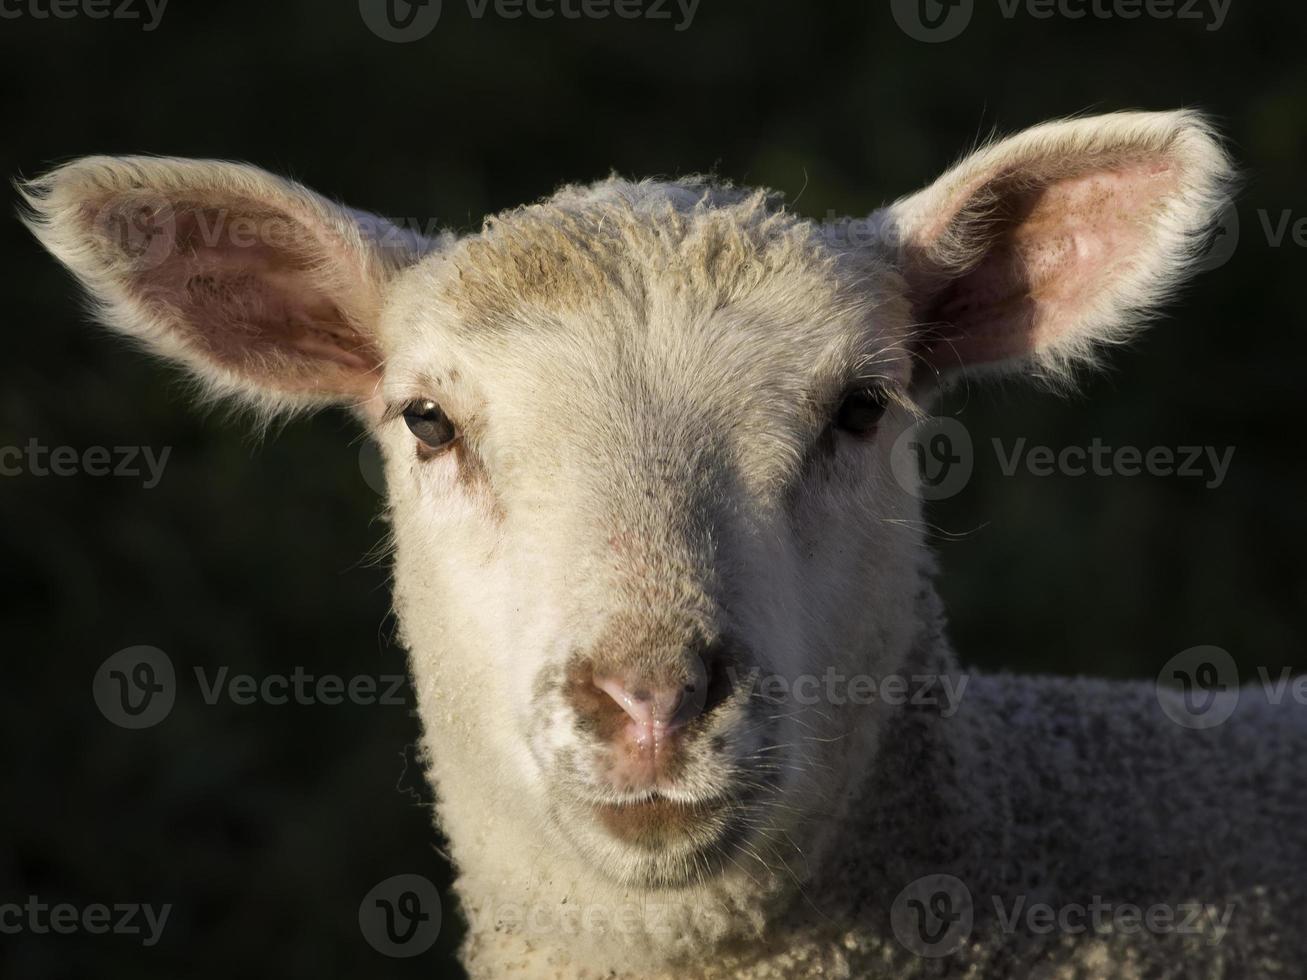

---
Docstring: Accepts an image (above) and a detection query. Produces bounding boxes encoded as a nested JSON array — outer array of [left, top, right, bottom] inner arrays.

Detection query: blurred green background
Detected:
[[2, 1, 1303, 976]]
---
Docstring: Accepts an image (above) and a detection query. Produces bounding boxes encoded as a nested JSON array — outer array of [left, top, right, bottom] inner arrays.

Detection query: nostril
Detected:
[[595, 676, 687, 733], [680, 640, 737, 717], [699, 652, 735, 716], [593, 646, 738, 739]]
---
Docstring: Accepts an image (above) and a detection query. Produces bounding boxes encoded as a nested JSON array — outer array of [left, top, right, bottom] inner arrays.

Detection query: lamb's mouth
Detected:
[[590, 792, 741, 849]]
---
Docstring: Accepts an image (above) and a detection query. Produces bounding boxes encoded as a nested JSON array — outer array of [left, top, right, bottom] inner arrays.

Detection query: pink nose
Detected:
[[593, 675, 697, 748]]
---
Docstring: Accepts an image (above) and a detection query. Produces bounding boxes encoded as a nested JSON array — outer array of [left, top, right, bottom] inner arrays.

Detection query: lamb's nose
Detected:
[[563, 635, 740, 789], [564, 638, 739, 791], [593, 675, 698, 746]]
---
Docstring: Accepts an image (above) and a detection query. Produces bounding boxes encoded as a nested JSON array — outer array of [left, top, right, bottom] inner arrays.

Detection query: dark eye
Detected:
[[402, 399, 457, 451], [834, 387, 890, 437]]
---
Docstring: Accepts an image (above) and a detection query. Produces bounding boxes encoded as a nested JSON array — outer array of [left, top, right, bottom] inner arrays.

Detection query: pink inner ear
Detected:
[[919, 159, 1177, 369], [129, 204, 381, 396]]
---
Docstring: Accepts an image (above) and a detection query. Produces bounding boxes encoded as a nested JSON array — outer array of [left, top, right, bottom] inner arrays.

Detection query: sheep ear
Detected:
[[19, 156, 436, 415], [873, 111, 1235, 388]]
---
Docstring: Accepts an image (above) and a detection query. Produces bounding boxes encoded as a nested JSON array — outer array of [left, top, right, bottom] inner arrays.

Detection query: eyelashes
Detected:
[[832, 385, 891, 438]]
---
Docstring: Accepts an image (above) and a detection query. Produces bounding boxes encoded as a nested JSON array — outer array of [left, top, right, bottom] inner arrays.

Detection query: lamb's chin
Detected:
[[552, 790, 772, 889]]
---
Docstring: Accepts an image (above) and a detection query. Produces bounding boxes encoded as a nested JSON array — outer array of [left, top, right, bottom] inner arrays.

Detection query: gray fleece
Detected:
[[685, 640, 1307, 978]]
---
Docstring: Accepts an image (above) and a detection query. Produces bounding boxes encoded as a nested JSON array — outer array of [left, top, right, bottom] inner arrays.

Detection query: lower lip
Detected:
[[591, 795, 723, 845]]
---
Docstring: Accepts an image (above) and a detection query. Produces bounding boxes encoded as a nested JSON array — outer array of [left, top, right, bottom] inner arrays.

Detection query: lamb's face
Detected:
[[25, 112, 1229, 892], [375, 185, 928, 886]]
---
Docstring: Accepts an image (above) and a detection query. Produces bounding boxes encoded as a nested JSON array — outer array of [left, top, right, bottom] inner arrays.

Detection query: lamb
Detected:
[[21, 110, 1307, 979]]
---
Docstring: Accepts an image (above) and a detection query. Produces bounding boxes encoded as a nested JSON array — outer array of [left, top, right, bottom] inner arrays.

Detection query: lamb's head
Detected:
[[377, 180, 932, 889], [22, 111, 1231, 891]]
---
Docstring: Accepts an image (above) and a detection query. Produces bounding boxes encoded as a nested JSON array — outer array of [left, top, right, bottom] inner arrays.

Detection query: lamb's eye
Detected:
[[834, 387, 890, 437], [402, 399, 457, 451]]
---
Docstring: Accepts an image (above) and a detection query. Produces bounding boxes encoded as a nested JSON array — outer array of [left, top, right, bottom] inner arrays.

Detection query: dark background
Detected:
[[2, 1, 1303, 976]]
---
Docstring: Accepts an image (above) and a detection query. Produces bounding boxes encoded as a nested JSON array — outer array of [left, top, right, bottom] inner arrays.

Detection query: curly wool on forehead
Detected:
[[433, 176, 890, 335]]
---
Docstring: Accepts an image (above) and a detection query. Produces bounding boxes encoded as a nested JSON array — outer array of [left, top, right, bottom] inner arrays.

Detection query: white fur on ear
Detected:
[[874, 110, 1236, 387], [18, 156, 437, 419]]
